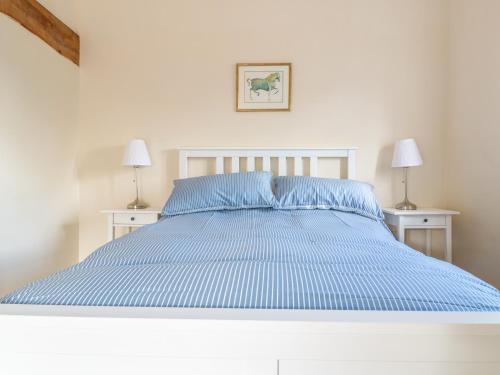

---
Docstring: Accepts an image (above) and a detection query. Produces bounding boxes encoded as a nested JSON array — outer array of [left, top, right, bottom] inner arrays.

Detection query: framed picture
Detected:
[[236, 63, 291, 112]]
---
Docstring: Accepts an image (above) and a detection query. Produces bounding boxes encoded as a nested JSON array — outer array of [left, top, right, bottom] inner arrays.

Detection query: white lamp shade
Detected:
[[122, 139, 152, 167], [391, 138, 423, 168]]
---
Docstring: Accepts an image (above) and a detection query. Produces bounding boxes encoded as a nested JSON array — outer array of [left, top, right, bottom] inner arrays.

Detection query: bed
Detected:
[[1, 148, 499, 375]]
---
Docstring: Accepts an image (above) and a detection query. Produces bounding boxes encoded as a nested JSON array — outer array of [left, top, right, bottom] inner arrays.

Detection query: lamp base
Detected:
[[127, 198, 149, 210], [395, 199, 417, 210]]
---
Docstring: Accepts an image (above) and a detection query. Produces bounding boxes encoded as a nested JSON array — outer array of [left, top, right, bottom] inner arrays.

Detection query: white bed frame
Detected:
[[178, 147, 357, 179], [1, 148, 499, 375]]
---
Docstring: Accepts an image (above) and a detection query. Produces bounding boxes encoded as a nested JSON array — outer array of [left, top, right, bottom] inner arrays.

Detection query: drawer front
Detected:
[[279, 360, 499, 375], [404, 215, 446, 226], [114, 213, 158, 225]]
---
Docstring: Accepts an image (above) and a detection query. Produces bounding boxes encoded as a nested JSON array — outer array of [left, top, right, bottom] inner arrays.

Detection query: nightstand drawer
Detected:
[[113, 212, 158, 225], [404, 215, 446, 226]]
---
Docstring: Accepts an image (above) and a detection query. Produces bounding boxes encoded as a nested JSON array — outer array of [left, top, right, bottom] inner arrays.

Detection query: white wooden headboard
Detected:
[[178, 148, 357, 179]]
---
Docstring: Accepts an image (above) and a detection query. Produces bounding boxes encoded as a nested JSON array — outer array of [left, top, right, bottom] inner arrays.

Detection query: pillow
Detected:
[[274, 175, 384, 220], [162, 172, 276, 216]]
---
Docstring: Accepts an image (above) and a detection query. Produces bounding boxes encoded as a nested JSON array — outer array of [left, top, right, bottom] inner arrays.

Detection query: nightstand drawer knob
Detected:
[[130, 217, 135, 221], [423, 218, 428, 223]]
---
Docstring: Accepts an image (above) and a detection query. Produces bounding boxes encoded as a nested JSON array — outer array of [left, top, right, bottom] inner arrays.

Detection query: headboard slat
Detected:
[[309, 157, 318, 177], [231, 157, 240, 173], [247, 157, 255, 172], [262, 157, 271, 172], [215, 157, 224, 174], [278, 157, 287, 176], [294, 156, 303, 176], [347, 149, 356, 179]]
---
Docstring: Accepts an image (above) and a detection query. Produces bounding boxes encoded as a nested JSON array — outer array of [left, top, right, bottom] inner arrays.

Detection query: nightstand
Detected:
[[101, 208, 161, 241], [382, 208, 460, 263]]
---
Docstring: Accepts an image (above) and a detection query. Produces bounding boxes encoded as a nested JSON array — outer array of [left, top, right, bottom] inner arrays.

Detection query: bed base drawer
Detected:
[[279, 360, 500, 375]]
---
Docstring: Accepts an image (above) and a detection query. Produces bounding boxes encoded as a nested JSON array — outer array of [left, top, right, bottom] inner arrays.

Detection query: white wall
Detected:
[[75, 0, 449, 259], [0, 2, 79, 295], [447, 0, 500, 287]]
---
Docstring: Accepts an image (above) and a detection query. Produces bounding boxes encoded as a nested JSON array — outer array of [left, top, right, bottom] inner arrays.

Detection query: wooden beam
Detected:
[[0, 0, 79, 65]]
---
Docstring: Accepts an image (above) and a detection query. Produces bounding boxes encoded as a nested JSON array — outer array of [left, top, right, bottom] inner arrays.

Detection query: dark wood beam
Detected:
[[0, 0, 79, 65]]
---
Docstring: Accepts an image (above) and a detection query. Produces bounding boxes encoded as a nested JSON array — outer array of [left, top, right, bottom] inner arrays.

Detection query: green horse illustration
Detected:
[[247, 72, 280, 101]]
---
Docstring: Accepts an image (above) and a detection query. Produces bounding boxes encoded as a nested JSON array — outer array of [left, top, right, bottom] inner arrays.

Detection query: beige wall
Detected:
[[0, 2, 79, 295], [76, 0, 449, 258], [447, 0, 500, 287]]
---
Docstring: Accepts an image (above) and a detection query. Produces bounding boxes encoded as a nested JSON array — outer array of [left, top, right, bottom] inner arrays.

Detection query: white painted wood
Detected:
[[2, 304, 500, 324], [425, 229, 432, 256], [114, 212, 158, 225], [247, 156, 255, 172], [178, 147, 356, 153], [397, 225, 405, 243], [309, 157, 318, 177], [404, 215, 446, 226], [215, 156, 224, 174], [382, 208, 460, 262], [0, 305, 499, 375], [178, 150, 189, 179], [446, 216, 453, 263], [177, 148, 358, 178], [382, 208, 460, 216], [293, 156, 302, 176], [101, 209, 161, 241], [231, 156, 239, 173], [107, 213, 114, 242], [262, 156, 271, 172], [101, 208, 163, 214], [2, 354, 277, 375], [347, 149, 356, 179], [278, 156, 286, 176], [279, 360, 500, 375]]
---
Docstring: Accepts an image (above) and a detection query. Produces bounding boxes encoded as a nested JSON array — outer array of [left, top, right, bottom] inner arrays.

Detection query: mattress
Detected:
[[2, 208, 500, 311]]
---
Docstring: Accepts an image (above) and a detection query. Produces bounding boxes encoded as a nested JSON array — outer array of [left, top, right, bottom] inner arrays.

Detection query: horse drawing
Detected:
[[247, 72, 280, 101]]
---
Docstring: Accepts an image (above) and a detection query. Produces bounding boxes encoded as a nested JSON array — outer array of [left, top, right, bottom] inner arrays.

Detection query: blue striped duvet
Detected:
[[2, 209, 500, 311]]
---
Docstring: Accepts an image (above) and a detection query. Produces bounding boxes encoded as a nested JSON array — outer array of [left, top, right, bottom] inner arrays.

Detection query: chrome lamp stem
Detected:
[[395, 167, 417, 210], [127, 166, 149, 209]]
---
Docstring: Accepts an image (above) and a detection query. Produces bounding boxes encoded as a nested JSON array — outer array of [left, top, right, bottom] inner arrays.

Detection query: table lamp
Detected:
[[123, 139, 152, 209], [391, 138, 423, 210]]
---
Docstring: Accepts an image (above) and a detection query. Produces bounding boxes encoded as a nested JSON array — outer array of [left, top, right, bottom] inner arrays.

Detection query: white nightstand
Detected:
[[382, 208, 460, 263], [101, 208, 161, 241]]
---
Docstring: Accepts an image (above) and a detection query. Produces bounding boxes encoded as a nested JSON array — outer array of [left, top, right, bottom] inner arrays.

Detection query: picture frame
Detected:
[[236, 63, 291, 112]]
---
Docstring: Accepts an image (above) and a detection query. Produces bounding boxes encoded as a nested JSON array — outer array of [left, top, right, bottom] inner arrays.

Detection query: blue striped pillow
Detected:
[[274, 176, 384, 220], [162, 172, 276, 216]]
